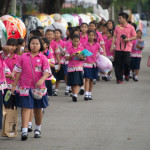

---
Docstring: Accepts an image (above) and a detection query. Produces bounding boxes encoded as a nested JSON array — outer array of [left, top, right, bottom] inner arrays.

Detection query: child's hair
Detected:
[[107, 29, 113, 36], [54, 29, 62, 34], [97, 22, 103, 28], [87, 30, 96, 36], [72, 34, 80, 40], [7, 38, 17, 46], [45, 29, 54, 34], [89, 21, 97, 27], [70, 27, 80, 40], [102, 23, 108, 29], [131, 23, 137, 30], [30, 29, 43, 38], [68, 22, 72, 27], [42, 37, 50, 48], [80, 23, 88, 27], [136, 30, 143, 37], [28, 36, 43, 52], [17, 38, 25, 46], [118, 12, 129, 20], [36, 26, 44, 30]]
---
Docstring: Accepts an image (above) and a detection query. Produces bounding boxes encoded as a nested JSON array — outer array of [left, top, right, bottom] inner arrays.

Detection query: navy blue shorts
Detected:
[[17, 89, 49, 109], [67, 71, 83, 86], [64, 64, 68, 76], [45, 80, 52, 96], [83, 67, 98, 79], [131, 57, 141, 70]]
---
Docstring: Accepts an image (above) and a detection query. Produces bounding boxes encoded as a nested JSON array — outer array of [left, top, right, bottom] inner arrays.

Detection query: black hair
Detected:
[[17, 38, 25, 46], [66, 27, 73, 41], [107, 29, 113, 36], [68, 22, 72, 27], [70, 28, 80, 40], [136, 30, 142, 35], [131, 23, 137, 30], [28, 36, 43, 52], [36, 26, 44, 30], [102, 23, 108, 28], [54, 29, 62, 34], [72, 34, 80, 40], [7, 38, 17, 46], [45, 29, 54, 34], [87, 30, 96, 36], [128, 21, 132, 24], [80, 23, 89, 27], [42, 37, 50, 45], [106, 20, 115, 29], [89, 21, 97, 27], [118, 12, 129, 20], [30, 29, 43, 38], [97, 22, 103, 28]]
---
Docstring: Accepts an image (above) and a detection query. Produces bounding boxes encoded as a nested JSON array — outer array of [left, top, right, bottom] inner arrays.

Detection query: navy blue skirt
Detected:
[[84, 67, 98, 79], [131, 57, 141, 70], [67, 71, 83, 86], [18, 89, 49, 109], [55, 64, 65, 81]]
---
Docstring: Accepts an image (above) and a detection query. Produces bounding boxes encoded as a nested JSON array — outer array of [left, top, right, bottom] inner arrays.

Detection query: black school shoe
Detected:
[[88, 95, 93, 100], [72, 96, 77, 102], [28, 126, 32, 132], [21, 132, 28, 141], [84, 96, 89, 101], [34, 129, 41, 138], [79, 89, 85, 95]]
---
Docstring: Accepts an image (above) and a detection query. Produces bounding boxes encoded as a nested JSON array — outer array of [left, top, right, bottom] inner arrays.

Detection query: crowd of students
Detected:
[[0, 12, 144, 141]]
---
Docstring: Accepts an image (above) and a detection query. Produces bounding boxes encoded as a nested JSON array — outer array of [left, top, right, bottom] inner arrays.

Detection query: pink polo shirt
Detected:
[[54, 39, 66, 64], [80, 33, 88, 45], [105, 38, 113, 57], [114, 24, 137, 52], [96, 31, 105, 46], [131, 39, 143, 58], [14, 52, 51, 96], [50, 40, 60, 56], [43, 48, 55, 65], [102, 34, 108, 42], [66, 44, 84, 72], [0, 54, 11, 91], [4, 54, 20, 89], [83, 42, 101, 68]]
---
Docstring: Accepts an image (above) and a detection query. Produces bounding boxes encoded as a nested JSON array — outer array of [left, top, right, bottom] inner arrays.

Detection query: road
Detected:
[[0, 29, 150, 150]]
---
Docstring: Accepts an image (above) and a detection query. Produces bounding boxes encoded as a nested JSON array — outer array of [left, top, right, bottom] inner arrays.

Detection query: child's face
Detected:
[[107, 32, 112, 38], [80, 24, 88, 33], [42, 40, 48, 50], [89, 23, 96, 31], [72, 38, 79, 47], [107, 21, 113, 29], [66, 29, 70, 37], [102, 27, 108, 34], [45, 31, 54, 41], [30, 39, 41, 53], [54, 31, 62, 39], [88, 32, 95, 41], [137, 31, 142, 38]]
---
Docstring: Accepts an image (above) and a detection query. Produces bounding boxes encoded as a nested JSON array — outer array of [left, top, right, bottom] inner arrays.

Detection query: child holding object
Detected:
[[11, 37, 51, 141], [65, 35, 85, 102]]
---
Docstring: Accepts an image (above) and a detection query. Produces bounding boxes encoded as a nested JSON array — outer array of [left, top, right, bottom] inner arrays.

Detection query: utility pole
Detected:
[[11, 0, 16, 16]]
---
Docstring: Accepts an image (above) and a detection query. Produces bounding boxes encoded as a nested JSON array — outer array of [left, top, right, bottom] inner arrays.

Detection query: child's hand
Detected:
[[11, 86, 16, 94], [36, 79, 44, 88], [78, 55, 85, 60]]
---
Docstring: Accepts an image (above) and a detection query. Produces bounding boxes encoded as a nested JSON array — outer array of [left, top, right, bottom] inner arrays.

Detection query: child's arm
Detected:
[[136, 44, 144, 50], [66, 53, 77, 61]]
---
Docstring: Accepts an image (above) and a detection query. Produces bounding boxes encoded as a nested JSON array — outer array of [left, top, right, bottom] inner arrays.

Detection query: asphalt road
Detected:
[[0, 29, 150, 150]]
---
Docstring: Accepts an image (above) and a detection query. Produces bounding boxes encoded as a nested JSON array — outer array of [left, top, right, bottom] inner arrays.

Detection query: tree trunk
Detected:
[[0, 0, 12, 16], [39, 0, 65, 14], [98, 0, 113, 9]]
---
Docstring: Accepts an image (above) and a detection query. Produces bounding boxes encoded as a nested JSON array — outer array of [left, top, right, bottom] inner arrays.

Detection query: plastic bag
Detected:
[[97, 54, 112, 73]]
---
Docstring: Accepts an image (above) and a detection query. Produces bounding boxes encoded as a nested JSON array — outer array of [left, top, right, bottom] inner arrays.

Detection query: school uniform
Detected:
[[13, 52, 51, 109], [80, 33, 88, 45], [66, 44, 84, 86]]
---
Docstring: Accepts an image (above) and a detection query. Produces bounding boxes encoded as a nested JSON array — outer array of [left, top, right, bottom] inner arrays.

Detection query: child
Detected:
[[131, 30, 144, 81], [41, 37, 55, 97], [36, 26, 44, 36], [80, 23, 89, 44], [83, 30, 102, 100], [63, 27, 73, 42], [66, 34, 85, 102], [11, 37, 51, 141], [102, 24, 108, 41], [105, 30, 114, 80], [45, 29, 60, 93], [53, 29, 66, 96], [16, 38, 26, 55]]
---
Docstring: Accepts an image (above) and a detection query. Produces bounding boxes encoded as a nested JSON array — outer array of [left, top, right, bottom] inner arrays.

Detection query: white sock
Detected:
[[35, 124, 41, 134], [80, 87, 84, 90], [69, 86, 71, 90], [52, 85, 55, 90], [85, 92, 89, 96], [22, 128, 28, 133], [88, 92, 92, 96], [55, 89, 58, 92], [66, 86, 69, 91], [74, 94, 77, 97], [28, 122, 32, 127]]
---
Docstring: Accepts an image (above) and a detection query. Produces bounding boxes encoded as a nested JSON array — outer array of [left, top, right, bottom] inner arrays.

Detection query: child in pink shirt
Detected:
[[11, 36, 51, 141], [102, 24, 108, 41], [66, 34, 85, 102], [83, 30, 103, 100], [80, 23, 88, 44], [53, 29, 66, 96], [131, 30, 144, 81]]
